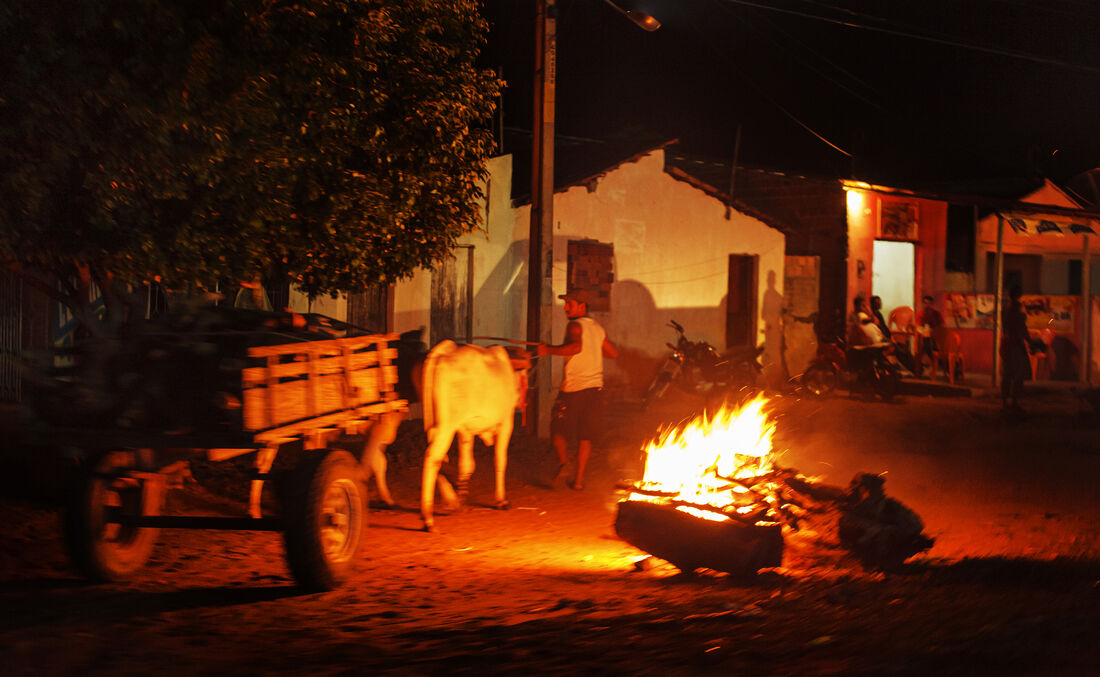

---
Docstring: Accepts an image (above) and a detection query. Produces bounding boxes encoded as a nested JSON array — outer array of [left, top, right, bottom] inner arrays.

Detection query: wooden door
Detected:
[[726, 254, 758, 349], [347, 285, 391, 334]]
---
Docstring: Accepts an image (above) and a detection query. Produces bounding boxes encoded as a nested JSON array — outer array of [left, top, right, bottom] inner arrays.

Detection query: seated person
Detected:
[[848, 301, 887, 347], [847, 296, 889, 375]]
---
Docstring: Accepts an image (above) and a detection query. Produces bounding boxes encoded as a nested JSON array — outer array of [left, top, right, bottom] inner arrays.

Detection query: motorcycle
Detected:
[[642, 320, 764, 409], [801, 337, 901, 401]]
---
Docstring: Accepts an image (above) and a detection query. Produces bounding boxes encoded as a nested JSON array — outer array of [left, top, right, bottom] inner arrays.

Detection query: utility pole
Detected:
[[527, 0, 556, 438], [525, 0, 658, 438]]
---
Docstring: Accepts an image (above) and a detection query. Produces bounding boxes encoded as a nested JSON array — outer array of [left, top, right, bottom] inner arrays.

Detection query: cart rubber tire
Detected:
[[62, 449, 161, 582], [283, 449, 366, 591], [802, 364, 838, 397]]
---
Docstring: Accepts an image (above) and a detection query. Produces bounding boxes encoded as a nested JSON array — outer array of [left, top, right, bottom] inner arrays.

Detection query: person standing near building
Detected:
[[1000, 284, 1031, 415], [915, 294, 944, 376], [537, 289, 618, 490]]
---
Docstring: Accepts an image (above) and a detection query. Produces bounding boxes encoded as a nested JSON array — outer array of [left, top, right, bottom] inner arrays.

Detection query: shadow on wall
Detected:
[[605, 280, 732, 398], [421, 254, 797, 401], [608, 276, 800, 397], [400, 239, 529, 347], [761, 270, 789, 389]]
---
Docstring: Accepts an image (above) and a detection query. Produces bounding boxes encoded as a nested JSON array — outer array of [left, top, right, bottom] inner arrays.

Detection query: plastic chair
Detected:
[[887, 306, 915, 356], [930, 327, 964, 384], [887, 306, 914, 339]]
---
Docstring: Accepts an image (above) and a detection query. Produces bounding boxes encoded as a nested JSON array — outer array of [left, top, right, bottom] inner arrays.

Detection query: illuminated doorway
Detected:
[[872, 240, 915, 318]]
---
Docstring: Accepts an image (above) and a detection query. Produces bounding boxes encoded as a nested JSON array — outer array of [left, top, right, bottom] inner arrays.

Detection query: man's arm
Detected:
[[537, 321, 583, 357], [602, 337, 618, 359]]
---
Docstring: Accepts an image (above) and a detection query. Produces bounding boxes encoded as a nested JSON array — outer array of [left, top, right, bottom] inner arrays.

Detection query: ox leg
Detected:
[[361, 410, 403, 507], [421, 431, 455, 532], [455, 432, 475, 507], [493, 418, 513, 510]]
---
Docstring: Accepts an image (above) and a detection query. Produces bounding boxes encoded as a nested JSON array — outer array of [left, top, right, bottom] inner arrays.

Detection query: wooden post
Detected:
[[1083, 233, 1092, 384], [993, 214, 1006, 389]]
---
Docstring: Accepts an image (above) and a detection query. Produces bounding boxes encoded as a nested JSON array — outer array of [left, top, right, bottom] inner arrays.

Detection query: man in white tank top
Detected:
[[537, 289, 618, 490]]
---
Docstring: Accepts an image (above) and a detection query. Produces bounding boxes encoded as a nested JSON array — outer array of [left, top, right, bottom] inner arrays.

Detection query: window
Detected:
[[985, 252, 1041, 293], [1069, 259, 1082, 295]]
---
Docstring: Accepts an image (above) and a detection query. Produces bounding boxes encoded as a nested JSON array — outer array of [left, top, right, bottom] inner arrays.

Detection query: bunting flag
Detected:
[[999, 212, 1096, 236]]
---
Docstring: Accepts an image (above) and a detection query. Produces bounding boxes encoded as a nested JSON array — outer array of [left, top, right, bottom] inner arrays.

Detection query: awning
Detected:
[[1000, 213, 1097, 236]]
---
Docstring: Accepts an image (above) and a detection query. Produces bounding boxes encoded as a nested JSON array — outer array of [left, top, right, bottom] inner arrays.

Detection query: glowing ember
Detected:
[[629, 394, 779, 523]]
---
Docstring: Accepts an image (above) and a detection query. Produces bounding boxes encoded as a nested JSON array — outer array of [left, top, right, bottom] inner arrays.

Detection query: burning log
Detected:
[[614, 500, 783, 576], [614, 483, 767, 526]]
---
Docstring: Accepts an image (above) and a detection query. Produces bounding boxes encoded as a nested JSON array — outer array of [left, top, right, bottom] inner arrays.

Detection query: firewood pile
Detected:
[[22, 300, 374, 436]]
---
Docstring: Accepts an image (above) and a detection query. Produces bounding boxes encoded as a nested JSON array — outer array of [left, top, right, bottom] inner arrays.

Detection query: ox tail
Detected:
[[421, 339, 458, 433]]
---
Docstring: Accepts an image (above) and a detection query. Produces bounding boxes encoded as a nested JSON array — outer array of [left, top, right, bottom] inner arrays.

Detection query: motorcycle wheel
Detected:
[[872, 362, 900, 401], [642, 372, 672, 410], [802, 364, 838, 397]]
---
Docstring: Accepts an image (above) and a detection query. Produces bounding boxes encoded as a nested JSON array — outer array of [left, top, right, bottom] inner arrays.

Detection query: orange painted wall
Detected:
[[845, 190, 948, 312]]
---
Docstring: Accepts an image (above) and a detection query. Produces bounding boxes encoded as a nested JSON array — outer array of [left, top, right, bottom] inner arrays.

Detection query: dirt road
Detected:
[[2, 387, 1099, 675]]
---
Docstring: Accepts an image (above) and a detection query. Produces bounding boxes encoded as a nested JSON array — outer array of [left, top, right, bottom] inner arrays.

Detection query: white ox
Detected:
[[360, 340, 529, 531]]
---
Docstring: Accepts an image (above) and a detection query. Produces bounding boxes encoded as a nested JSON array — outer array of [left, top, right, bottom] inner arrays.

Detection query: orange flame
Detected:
[[630, 394, 777, 522]]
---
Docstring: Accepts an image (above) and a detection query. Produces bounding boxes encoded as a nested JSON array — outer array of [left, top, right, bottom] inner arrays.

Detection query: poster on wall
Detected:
[[943, 293, 1079, 333], [945, 293, 995, 329], [1021, 295, 1078, 333], [879, 200, 919, 241]]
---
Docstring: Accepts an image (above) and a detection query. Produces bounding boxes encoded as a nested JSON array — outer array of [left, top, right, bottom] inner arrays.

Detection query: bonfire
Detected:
[[615, 394, 934, 575]]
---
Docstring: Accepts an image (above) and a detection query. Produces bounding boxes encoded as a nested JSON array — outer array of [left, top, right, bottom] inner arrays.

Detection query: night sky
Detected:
[[480, 0, 1100, 186]]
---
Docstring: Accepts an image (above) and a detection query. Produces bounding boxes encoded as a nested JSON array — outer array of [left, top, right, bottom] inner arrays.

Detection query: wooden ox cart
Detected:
[[30, 330, 406, 591]]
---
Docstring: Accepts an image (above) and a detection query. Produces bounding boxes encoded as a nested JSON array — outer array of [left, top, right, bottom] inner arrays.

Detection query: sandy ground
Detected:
[[2, 384, 1099, 675]]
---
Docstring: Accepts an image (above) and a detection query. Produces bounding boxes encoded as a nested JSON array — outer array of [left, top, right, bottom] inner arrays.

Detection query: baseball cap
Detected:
[[559, 289, 591, 305]]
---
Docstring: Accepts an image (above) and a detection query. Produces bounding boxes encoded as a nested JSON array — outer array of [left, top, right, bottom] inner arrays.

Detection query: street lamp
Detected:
[[603, 0, 661, 31], [526, 0, 659, 438]]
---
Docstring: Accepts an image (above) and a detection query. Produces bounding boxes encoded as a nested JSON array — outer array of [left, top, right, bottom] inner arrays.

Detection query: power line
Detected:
[[711, 0, 884, 110], [686, 1, 853, 156], [716, 0, 1100, 73]]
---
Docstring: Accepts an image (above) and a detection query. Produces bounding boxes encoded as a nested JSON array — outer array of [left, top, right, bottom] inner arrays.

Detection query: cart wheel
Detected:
[[62, 449, 161, 582], [283, 449, 366, 591]]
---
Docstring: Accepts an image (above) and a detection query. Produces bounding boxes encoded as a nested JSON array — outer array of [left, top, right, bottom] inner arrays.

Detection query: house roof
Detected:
[[506, 131, 676, 205], [506, 135, 810, 236], [1066, 169, 1100, 208], [664, 153, 847, 247]]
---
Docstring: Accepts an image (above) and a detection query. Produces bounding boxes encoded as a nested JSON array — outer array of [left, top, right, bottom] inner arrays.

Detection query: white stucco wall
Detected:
[[287, 288, 347, 319], [387, 148, 786, 400], [545, 150, 786, 394], [391, 154, 520, 342]]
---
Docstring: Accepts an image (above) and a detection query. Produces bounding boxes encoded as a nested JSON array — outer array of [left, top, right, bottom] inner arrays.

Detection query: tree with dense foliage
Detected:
[[0, 0, 499, 326]]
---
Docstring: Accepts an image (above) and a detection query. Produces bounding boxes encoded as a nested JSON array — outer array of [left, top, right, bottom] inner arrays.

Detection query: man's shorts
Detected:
[[551, 387, 603, 443]]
